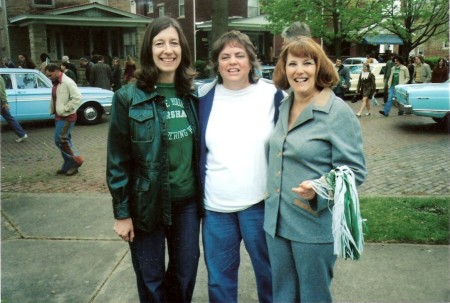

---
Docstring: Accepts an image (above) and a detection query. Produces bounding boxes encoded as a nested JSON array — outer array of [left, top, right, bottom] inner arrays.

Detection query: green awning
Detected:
[[363, 34, 403, 45]]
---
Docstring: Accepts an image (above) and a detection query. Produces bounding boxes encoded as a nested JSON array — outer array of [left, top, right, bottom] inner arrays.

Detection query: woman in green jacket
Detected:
[[106, 16, 203, 303]]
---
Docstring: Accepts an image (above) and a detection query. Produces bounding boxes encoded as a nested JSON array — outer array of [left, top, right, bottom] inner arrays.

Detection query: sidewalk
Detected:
[[1, 99, 450, 302], [2, 192, 449, 303]]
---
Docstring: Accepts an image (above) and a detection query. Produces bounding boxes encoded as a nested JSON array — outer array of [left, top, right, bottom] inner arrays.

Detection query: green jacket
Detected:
[[0, 76, 7, 105], [106, 84, 203, 233]]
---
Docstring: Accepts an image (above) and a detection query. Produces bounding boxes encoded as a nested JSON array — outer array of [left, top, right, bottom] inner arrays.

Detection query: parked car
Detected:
[[194, 65, 275, 89], [394, 80, 450, 128], [348, 63, 386, 94], [343, 57, 367, 65], [0, 68, 113, 125], [260, 65, 275, 80]]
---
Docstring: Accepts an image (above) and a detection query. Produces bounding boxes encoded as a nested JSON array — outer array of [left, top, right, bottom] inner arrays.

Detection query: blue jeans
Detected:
[[383, 86, 396, 116], [1, 106, 26, 138], [54, 120, 83, 171], [202, 201, 272, 303], [266, 234, 336, 303], [129, 199, 200, 303]]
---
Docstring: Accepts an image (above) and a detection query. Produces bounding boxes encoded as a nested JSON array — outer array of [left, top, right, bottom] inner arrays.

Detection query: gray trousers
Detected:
[[266, 234, 336, 303]]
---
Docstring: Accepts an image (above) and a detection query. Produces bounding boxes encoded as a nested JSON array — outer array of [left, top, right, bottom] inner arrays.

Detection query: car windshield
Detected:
[[349, 66, 363, 74]]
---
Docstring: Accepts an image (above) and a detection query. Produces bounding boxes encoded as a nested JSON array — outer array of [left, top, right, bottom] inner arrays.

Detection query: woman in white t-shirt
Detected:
[[198, 30, 284, 303]]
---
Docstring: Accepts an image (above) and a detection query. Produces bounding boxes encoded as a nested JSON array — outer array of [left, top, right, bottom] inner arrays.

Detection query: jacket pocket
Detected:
[[130, 174, 160, 227], [129, 109, 155, 142]]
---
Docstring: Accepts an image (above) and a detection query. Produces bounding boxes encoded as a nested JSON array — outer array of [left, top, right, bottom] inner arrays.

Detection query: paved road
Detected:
[[1, 98, 449, 196], [1, 98, 449, 303]]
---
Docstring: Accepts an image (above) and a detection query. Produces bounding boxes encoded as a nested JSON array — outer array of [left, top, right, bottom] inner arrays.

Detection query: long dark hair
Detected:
[[136, 16, 195, 97]]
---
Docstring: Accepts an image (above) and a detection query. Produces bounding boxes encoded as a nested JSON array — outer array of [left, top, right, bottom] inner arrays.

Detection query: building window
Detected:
[[179, 0, 185, 17], [248, 0, 260, 17], [33, 0, 54, 6], [147, 0, 154, 13], [443, 40, 449, 50], [158, 5, 165, 17]]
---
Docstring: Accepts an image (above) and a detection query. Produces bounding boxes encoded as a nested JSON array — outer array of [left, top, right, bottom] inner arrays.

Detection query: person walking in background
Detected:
[[106, 16, 203, 303], [79, 57, 94, 85], [61, 56, 78, 83], [265, 37, 367, 303], [111, 57, 122, 92], [413, 56, 431, 83], [17, 53, 36, 69], [61, 61, 77, 81], [38, 53, 51, 73], [90, 55, 112, 90], [354, 63, 376, 117], [2, 57, 16, 68], [197, 30, 284, 303], [407, 56, 415, 84], [1, 76, 28, 142], [45, 63, 84, 176], [123, 55, 136, 83], [383, 52, 394, 103], [333, 58, 350, 100], [379, 55, 410, 117], [431, 58, 449, 83]]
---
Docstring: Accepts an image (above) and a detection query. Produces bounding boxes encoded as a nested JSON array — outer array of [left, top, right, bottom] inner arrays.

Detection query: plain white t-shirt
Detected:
[[204, 80, 278, 212]]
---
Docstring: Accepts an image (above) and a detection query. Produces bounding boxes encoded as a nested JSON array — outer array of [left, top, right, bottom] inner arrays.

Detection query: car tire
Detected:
[[432, 114, 450, 131], [77, 102, 103, 125]]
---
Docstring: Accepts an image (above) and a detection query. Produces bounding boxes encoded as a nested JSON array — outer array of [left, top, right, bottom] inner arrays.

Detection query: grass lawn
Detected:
[[360, 196, 449, 244]]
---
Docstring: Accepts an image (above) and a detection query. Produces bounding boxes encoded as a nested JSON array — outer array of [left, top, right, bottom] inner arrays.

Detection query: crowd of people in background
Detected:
[[1, 52, 139, 91]]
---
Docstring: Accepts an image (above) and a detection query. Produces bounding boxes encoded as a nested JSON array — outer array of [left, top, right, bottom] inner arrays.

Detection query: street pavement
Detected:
[[1, 98, 449, 302]]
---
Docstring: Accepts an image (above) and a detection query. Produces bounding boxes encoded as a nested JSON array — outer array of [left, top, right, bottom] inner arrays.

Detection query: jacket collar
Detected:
[[129, 84, 197, 106], [280, 88, 334, 131]]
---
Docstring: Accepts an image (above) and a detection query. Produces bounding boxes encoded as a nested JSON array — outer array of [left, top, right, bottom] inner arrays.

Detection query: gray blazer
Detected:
[[264, 88, 367, 243]]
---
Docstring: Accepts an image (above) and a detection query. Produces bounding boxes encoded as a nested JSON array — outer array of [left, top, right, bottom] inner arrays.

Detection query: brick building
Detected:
[[134, 0, 279, 64], [0, 0, 150, 67]]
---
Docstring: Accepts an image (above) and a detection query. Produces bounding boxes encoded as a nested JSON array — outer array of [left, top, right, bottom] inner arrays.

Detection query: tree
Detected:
[[381, 0, 449, 60], [211, 0, 229, 46], [261, 0, 390, 57]]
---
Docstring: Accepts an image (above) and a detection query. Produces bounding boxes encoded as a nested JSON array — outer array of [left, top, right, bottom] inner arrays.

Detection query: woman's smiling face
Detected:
[[285, 53, 317, 97], [152, 26, 181, 82], [218, 42, 252, 90]]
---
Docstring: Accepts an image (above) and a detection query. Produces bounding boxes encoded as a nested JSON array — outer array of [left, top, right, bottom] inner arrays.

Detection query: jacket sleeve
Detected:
[[370, 73, 376, 96], [403, 66, 410, 84], [313, 99, 367, 214], [425, 65, 432, 83], [344, 67, 351, 86], [65, 81, 82, 112], [106, 89, 132, 219], [356, 74, 362, 93]]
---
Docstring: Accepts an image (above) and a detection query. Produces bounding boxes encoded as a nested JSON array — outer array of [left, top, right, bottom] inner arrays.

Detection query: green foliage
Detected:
[[360, 196, 449, 244], [194, 60, 211, 79], [260, 0, 389, 56], [380, 0, 449, 58]]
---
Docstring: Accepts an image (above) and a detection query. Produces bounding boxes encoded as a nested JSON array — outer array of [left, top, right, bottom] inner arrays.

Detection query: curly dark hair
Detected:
[[136, 16, 196, 97]]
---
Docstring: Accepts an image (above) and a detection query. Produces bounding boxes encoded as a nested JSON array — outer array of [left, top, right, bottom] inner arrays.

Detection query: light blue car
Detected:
[[394, 80, 450, 129], [0, 68, 113, 125]]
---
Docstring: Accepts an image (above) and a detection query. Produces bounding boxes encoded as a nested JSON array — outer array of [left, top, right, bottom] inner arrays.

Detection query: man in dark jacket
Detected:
[[89, 55, 112, 90], [333, 58, 350, 100]]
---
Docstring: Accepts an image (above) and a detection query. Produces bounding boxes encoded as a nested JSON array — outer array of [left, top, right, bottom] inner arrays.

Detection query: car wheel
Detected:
[[77, 102, 103, 125], [432, 114, 450, 131]]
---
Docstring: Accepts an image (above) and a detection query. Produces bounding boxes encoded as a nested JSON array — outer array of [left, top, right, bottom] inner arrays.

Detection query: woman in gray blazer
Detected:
[[264, 37, 367, 302]]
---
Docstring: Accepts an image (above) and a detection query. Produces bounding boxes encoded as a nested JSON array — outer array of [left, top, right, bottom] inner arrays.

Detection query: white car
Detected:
[[348, 63, 387, 94], [343, 57, 368, 65]]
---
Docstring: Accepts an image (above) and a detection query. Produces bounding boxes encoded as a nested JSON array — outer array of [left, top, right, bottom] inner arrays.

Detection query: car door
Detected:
[[15, 71, 52, 121]]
